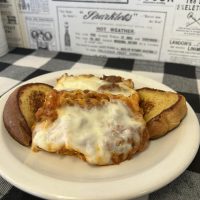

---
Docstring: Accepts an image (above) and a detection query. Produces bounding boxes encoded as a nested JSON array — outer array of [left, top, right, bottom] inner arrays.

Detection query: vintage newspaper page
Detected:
[[0, 0, 200, 66], [0, 0, 26, 47], [0, 12, 8, 57]]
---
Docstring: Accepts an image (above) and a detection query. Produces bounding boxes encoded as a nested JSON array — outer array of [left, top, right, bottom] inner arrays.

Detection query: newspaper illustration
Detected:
[[25, 17, 57, 51], [64, 22, 71, 47], [0, 0, 200, 66], [162, 0, 200, 66]]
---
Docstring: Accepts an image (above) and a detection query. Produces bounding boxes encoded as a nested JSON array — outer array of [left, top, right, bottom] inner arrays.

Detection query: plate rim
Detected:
[[0, 68, 199, 200]]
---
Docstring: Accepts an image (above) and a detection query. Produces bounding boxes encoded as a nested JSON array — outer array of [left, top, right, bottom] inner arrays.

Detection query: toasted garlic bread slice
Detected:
[[137, 88, 187, 139], [32, 90, 149, 165], [54, 73, 135, 96], [3, 83, 53, 146]]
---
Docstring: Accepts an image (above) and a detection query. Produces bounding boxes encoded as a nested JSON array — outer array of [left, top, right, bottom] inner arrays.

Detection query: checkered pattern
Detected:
[[0, 48, 199, 200]]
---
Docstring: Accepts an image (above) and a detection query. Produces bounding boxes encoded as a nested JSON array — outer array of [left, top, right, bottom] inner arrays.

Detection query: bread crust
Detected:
[[3, 83, 53, 146], [3, 86, 32, 146], [148, 94, 187, 139], [137, 88, 187, 139]]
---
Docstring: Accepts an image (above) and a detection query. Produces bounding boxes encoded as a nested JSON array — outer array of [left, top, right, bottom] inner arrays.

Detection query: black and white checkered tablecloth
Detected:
[[0, 48, 199, 200]]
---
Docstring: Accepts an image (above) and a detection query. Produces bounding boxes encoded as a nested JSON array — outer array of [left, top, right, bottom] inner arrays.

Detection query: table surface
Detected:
[[0, 48, 199, 200]]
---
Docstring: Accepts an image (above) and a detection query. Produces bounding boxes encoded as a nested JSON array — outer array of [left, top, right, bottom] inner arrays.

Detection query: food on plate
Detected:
[[137, 88, 187, 139], [55, 73, 188, 139], [32, 90, 149, 165], [3, 83, 53, 146], [2, 73, 188, 165], [55, 73, 135, 96]]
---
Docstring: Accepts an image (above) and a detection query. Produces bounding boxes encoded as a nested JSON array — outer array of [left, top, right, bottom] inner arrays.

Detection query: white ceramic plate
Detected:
[[0, 68, 199, 200]]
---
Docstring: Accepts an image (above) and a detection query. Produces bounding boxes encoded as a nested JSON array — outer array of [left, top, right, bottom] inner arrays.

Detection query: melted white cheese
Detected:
[[55, 76, 104, 91], [32, 101, 144, 165], [54, 75, 135, 96]]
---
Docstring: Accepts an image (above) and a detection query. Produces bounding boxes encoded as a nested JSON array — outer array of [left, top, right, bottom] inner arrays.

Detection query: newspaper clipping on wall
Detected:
[[0, 0, 200, 66], [0, 12, 8, 57]]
